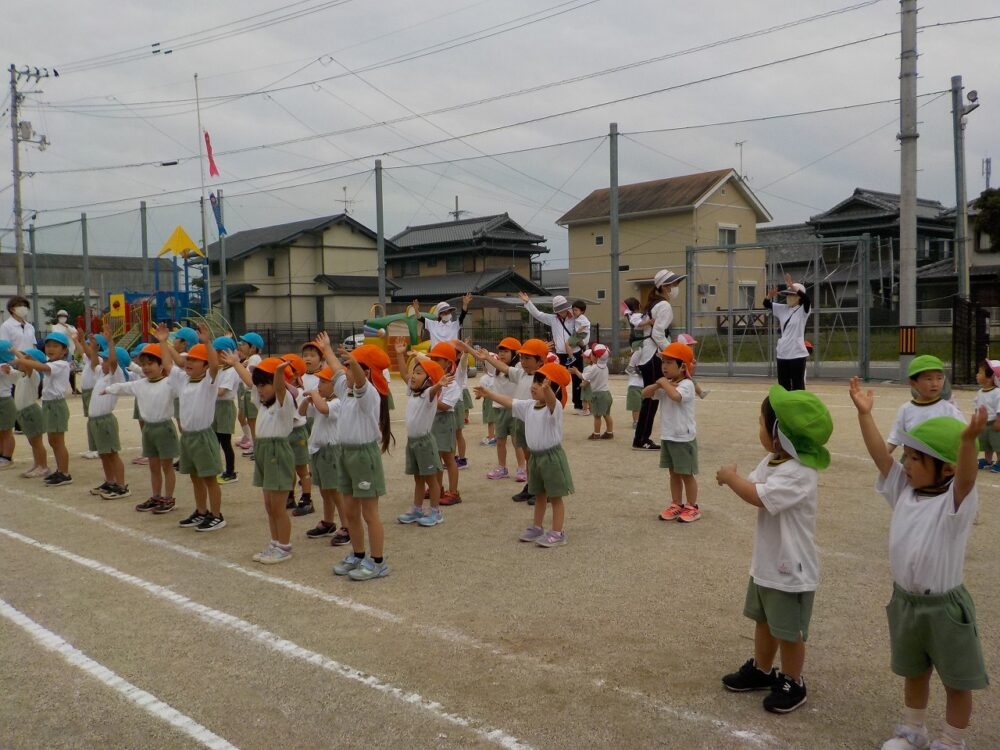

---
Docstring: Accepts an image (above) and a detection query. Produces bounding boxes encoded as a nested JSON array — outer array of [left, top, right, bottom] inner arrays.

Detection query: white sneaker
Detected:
[[79, 450, 100, 459], [0, 458, 14, 471], [259, 545, 292, 565], [881, 725, 930, 750], [252, 541, 276, 562]]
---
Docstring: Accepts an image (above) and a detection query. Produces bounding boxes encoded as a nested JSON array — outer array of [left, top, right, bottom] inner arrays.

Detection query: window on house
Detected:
[[446, 256, 463, 273], [402, 260, 420, 277], [530, 262, 543, 284], [708, 284, 717, 296], [718, 227, 737, 246], [266, 258, 276, 277], [596, 289, 606, 300], [594, 235, 605, 246], [738, 282, 756, 309], [426, 258, 437, 268]]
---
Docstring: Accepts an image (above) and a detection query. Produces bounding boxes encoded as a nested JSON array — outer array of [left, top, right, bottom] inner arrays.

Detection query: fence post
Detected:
[[860, 234, 871, 381]]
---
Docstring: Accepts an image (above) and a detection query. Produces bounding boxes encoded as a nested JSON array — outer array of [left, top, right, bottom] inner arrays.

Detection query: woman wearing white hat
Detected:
[[632, 269, 686, 450], [764, 273, 811, 391], [414, 293, 473, 348], [50, 308, 80, 394]]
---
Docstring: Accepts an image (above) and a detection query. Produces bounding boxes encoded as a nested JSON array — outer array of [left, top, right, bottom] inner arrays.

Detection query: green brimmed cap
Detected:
[[900, 416, 966, 464], [768, 385, 834, 470], [908, 355, 944, 379]]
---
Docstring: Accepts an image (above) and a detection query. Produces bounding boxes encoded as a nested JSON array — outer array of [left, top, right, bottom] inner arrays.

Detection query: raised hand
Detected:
[[517, 291, 530, 303], [195, 321, 211, 343], [154, 322, 170, 343], [964, 405, 988, 442], [315, 331, 331, 351], [394, 341, 408, 355], [849, 376, 874, 415]]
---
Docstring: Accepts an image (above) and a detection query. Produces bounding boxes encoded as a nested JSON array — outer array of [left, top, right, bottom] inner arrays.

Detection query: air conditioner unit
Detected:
[[697, 283, 710, 294]]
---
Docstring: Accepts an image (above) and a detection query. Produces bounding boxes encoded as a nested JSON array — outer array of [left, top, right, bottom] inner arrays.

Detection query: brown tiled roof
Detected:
[[557, 169, 733, 225]]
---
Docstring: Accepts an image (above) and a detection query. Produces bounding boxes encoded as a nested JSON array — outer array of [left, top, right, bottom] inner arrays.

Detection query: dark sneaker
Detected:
[[45, 472, 73, 486], [722, 658, 779, 692], [178, 509, 207, 527], [306, 520, 336, 538], [456, 457, 468, 469], [286, 495, 296, 510], [195, 514, 227, 532], [329, 527, 351, 546], [152, 497, 176, 514], [218, 472, 238, 484], [512, 486, 533, 502], [90, 481, 113, 496], [135, 496, 161, 512], [100, 484, 131, 500], [292, 501, 315, 517], [763, 674, 807, 713]]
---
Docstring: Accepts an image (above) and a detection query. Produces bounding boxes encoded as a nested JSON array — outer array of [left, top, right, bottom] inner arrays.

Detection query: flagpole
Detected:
[[195, 72, 211, 316]]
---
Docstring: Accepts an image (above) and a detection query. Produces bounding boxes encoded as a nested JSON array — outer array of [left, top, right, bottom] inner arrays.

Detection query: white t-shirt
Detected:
[[252, 389, 295, 439], [41, 360, 71, 401], [13, 370, 40, 411], [887, 399, 965, 447], [88, 366, 126, 418], [508, 365, 533, 401], [0, 316, 36, 351], [215, 367, 240, 401], [511, 398, 563, 452], [245, 353, 262, 371], [423, 317, 461, 348], [107, 375, 175, 423], [973, 387, 1000, 421], [491, 366, 517, 405], [748, 456, 819, 593], [655, 379, 696, 442], [637, 300, 674, 366], [769, 302, 809, 360], [406, 389, 438, 438], [877, 460, 977, 594], [582, 363, 609, 393], [524, 301, 580, 355], [572, 313, 591, 354], [335, 374, 382, 446], [438, 380, 460, 411], [169, 367, 218, 432], [0, 368, 17, 398], [81, 360, 100, 391], [301, 372, 320, 395], [307, 398, 341, 454], [626, 350, 643, 388]]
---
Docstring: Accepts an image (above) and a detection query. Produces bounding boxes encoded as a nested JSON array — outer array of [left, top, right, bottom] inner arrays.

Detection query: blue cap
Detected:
[[212, 336, 237, 352], [22, 348, 47, 364], [93, 333, 108, 349], [0, 340, 13, 364], [45, 331, 70, 348], [130, 344, 146, 359], [98, 346, 133, 370], [170, 327, 199, 347], [239, 332, 264, 351]]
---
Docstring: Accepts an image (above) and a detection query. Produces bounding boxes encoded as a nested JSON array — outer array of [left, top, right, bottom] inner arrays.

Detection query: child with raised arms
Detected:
[[236, 332, 265, 458], [851, 377, 988, 750], [427, 341, 463, 506], [0, 341, 18, 469], [212, 336, 240, 484], [10, 348, 48, 477], [279, 352, 314, 515], [472, 337, 523, 481], [299, 363, 349, 546], [81, 324, 131, 499], [395, 341, 452, 528], [77, 331, 107, 460], [571, 343, 614, 440]]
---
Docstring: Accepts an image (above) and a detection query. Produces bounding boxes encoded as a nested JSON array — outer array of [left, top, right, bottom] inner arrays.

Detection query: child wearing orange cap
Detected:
[[158, 322, 226, 532], [280, 353, 314, 515], [299, 363, 348, 546], [394, 342, 453, 527], [318, 334, 394, 581], [645, 342, 701, 523], [464, 338, 526, 483], [475, 361, 574, 546], [428, 341, 463, 505]]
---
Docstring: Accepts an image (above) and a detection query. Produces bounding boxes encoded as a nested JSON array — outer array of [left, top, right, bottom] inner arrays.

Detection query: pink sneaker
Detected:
[[132, 456, 149, 466], [486, 466, 509, 480], [235, 436, 251, 450], [514, 468, 527, 483]]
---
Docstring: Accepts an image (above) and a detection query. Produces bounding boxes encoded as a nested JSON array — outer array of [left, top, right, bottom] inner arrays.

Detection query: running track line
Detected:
[[0, 597, 239, 750], [0, 526, 535, 750], [1, 487, 786, 749]]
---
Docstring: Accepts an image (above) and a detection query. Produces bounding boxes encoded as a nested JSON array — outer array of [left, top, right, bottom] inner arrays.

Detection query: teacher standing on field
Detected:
[[764, 273, 811, 391]]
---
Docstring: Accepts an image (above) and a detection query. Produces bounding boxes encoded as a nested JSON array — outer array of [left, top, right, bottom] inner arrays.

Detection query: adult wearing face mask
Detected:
[[1, 297, 37, 351], [632, 269, 686, 451], [50, 309, 79, 394], [763, 273, 811, 391], [414, 292, 473, 348]]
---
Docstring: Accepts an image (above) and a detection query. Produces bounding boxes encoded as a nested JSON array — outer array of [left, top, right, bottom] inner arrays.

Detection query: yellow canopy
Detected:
[[158, 226, 204, 258]]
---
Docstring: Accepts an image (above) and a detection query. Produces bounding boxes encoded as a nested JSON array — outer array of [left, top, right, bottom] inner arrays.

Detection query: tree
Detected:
[[42, 295, 85, 325], [972, 188, 1000, 252]]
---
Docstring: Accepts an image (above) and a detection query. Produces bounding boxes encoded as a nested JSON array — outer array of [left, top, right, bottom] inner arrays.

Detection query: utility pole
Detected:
[[219, 189, 228, 323], [897, 0, 918, 382], [81, 213, 91, 333], [609, 123, 621, 357], [983, 157, 992, 190], [375, 160, 386, 306], [951, 75, 979, 300], [9, 64, 56, 297], [140, 200, 149, 291]]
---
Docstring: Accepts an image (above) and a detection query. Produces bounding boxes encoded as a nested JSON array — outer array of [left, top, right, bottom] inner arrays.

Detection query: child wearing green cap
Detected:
[[851, 377, 988, 750], [716, 385, 833, 714], [887, 355, 963, 454]]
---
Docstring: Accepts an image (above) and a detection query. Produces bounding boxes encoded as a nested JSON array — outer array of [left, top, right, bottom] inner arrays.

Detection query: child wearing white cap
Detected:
[[571, 344, 613, 439], [973, 358, 1000, 471], [415, 293, 472, 348]]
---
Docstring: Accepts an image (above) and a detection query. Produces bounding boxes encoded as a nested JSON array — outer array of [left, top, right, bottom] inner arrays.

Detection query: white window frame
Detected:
[[718, 224, 738, 246], [737, 281, 757, 309]]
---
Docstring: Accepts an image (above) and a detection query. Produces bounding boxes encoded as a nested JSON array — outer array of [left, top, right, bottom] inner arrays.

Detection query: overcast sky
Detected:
[[5, 0, 998, 268]]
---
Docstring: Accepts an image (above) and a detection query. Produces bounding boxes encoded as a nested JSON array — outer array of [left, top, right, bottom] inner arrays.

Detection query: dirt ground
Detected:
[[1, 375, 997, 750]]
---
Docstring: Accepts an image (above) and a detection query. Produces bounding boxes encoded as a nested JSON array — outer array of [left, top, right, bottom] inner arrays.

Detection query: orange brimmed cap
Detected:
[[139, 343, 163, 360], [498, 336, 522, 352], [518, 338, 550, 360], [314, 365, 334, 382], [280, 353, 307, 377], [186, 343, 209, 362], [535, 362, 572, 406], [351, 345, 391, 396], [255, 357, 285, 375], [416, 358, 444, 384], [301, 339, 323, 353], [661, 342, 694, 368], [428, 341, 457, 364]]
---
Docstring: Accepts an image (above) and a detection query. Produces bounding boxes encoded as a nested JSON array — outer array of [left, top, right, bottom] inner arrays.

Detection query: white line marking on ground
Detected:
[[0, 597, 240, 750], [0, 526, 535, 750]]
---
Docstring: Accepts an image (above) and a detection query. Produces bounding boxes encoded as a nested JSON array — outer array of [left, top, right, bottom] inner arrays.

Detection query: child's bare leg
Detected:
[[28, 435, 47, 468], [455, 428, 466, 459], [592, 415, 601, 434], [264, 495, 278, 539], [549, 497, 565, 532], [681, 474, 698, 505], [191, 475, 208, 512], [441, 452, 458, 492], [266, 491, 290, 544], [296, 465, 311, 495], [248, 418, 257, 442], [342, 496, 364, 555], [148, 458, 164, 497], [360, 498, 384, 557], [669, 471, 684, 504], [319, 489, 338, 525], [99, 453, 115, 482], [777, 638, 805, 682], [943, 685, 972, 729], [412, 475, 425, 508], [496, 436, 508, 467], [205, 477, 221, 516], [162, 459, 176, 498], [487, 421, 495, 439], [108, 452, 125, 486], [605, 415, 614, 433], [753, 621, 779, 671], [48, 433, 68, 473], [0, 429, 14, 458], [516, 446, 527, 471], [632, 410, 639, 424], [532, 494, 548, 528], [425, 474, 441, 508]]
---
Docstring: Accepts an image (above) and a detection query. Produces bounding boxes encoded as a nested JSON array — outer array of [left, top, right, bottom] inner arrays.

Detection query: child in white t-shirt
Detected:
[[887, 355, 964, 453], [716, 385, 833, 715], [625, 349, 643, 429], [973, 358, 1000, 471], [8, 348, 48, 477], [15, 331, 74, 486], [571, 344, 614, 439], [851, 377, 987, 750]]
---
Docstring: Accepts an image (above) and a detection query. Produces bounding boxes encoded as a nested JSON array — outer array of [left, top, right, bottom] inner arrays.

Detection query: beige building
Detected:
[[558, 169, 772, 334], [207, 214, 392, 331]]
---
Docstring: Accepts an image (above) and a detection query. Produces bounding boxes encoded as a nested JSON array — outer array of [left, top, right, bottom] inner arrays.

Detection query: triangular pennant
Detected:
[[158, 226, 204, 258]]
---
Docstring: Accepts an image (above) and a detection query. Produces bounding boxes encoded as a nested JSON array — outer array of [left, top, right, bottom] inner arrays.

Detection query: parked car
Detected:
[[342, 333, 365, 351]]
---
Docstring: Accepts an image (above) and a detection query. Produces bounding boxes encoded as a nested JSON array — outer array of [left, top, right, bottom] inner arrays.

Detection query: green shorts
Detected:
[[625, 385, 643, 412], [527, 445, 574, 498], [253, 436, 296, 491], [590, 390, 613, 417], [213, 399, 237, 435], [288, 425, 310, 466], [337, 442, 386, 499], [979, 425, 1000, 452], [17, 404, 44, 439], [659, 438, 698, 475], [581, 383, 592, 402], [239, 386, 258, 420], [494, 408, 514, 439], [744, 578, 815, 643], [133, 399, 141, 421], [142, 420, 179, 459], [0, 397, 16, 431], [179, 427, 223, 478], [42, 398, 70, 434], [482, 398, 495, 424], [405, 432, 442, 476], [887, 584, 988, 690], [81, 388, 93, 419], [87, 413, 121, 455], [432, 411, 456, 454], [310, 444, 341, 490], [454, 399, 467, 428], [511, 417, 527, 451], [462, 388, 473, 410]]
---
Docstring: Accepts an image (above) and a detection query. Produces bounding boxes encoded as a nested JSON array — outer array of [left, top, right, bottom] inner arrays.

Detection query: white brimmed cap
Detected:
[[653, 269, 687, 288], [779, 283, 806, 295], [551, 295, 571, 313]]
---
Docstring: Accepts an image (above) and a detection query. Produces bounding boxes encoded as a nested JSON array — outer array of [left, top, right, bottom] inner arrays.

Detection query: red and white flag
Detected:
[[204, 130, 220, 177]]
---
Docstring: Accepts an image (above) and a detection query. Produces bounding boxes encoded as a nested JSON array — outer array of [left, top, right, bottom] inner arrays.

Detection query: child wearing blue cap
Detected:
[[851, 377, 988, 750], [15, 330, 75, 486], [716, 385, 833, 714], [212, 336, 240, 483], [80, 323, 131, 499], [0, 341, 19, 469], [78, 332, 108, 460], [237, 332, 264, 457], [887, 355, 964, 454]]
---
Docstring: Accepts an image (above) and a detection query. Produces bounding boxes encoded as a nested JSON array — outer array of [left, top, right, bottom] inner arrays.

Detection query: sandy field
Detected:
[[1, 375, 997, 750]]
